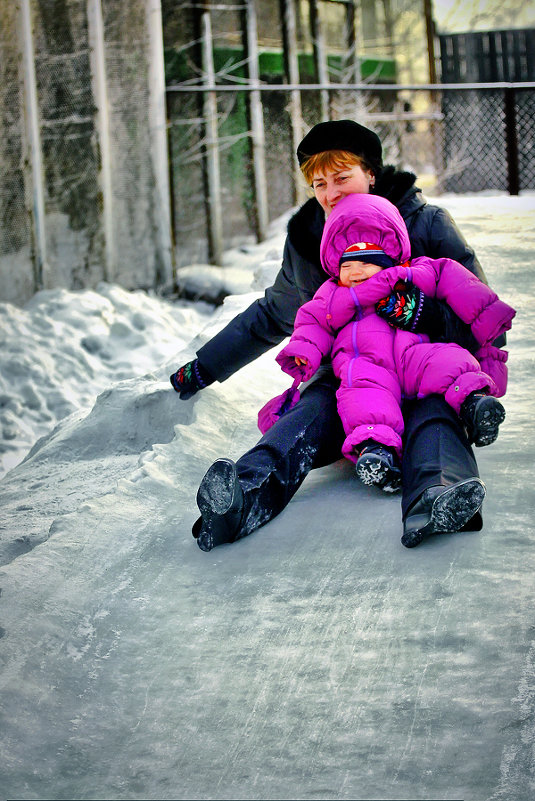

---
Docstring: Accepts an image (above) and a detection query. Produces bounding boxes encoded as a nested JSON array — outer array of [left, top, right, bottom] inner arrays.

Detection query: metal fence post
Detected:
[[309, 0, 330, 121], [244, 0, 269, 242], [280, 0, 305, 204], [504, 86, 520, 195], [19, 0, 47, 292], [87, 0, 113, 282], [344, 0, 367, 122], [201, 10, 223, 265], [146, 0, 174, 286]]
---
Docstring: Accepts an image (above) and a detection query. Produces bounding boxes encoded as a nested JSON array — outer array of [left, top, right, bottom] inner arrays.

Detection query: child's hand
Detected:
[[376, 280, 422, 331], [294, 356, 308, 367]]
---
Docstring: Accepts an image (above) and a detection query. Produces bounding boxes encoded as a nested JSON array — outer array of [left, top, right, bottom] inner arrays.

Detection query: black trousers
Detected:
[[235, 371, 482, 538]]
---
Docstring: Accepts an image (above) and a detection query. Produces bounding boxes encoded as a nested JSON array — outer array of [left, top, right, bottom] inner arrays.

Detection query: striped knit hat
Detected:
[[339, 242, 395, 270]]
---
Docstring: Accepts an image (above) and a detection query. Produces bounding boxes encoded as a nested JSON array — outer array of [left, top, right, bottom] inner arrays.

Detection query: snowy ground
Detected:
[[0, 194, 534, 801]]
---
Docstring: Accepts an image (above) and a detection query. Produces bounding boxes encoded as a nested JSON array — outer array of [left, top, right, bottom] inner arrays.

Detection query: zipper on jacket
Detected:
[[347, 319, 362, 388]]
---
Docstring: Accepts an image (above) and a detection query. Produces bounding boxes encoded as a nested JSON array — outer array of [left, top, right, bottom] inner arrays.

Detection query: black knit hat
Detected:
[[297, 119, 383, 174]]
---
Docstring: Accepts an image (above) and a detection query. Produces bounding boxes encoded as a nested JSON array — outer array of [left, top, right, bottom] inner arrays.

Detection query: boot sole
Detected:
[[470, 396, 505, 447], [356, 453, 401, 492], [193, 459, 243, 552], [401, 477, 486, 548]]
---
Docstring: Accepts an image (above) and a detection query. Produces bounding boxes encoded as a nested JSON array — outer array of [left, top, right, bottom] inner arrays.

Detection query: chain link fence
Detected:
[[167, 82, 535, 267], [511, 88, 535, 190], [440, 86, 535, 193]]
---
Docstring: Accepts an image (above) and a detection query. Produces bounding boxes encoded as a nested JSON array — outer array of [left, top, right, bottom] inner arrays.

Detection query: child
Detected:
[[271, 193, 515, 491]]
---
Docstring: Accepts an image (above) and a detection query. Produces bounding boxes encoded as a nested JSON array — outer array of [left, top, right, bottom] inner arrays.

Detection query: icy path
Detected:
[[0, 195, 534, 800]]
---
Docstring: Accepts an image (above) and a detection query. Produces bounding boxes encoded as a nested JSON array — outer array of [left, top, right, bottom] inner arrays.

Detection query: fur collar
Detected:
[[373, 166, 418, 205], [287, 197, 325, 266]]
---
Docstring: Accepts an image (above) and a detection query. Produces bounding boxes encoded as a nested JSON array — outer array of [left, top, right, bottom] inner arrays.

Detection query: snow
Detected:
[[0, 193, 534, 801]]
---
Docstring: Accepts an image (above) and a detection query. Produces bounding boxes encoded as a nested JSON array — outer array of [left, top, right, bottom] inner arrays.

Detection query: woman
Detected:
[[170, 119, 504, 551]]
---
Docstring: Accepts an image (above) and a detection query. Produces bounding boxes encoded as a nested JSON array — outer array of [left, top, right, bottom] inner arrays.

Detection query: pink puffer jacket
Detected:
[[275, 194, 516, 458]]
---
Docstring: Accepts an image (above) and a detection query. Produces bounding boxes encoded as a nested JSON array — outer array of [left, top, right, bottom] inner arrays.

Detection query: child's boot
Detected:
[[460, 391, 505, 447], [355, 442, 401, 492]]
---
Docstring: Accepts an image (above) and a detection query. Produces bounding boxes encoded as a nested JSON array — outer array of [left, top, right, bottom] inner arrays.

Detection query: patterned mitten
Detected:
[[375, 280, 425, 331], [170, 359, 214, 400]]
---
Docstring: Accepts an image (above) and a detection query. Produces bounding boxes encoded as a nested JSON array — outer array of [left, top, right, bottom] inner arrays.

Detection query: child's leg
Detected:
[[354, 439, 402, 492], [459, 391, 505, 447], [335, 360, 403, 491], [401, 342, 505, 445], [336, 359, 404, 461]]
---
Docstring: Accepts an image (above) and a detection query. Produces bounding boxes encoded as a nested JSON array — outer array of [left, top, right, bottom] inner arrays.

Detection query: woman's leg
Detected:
[[193, 371, 345, 550], [400, 395, 484, 547]]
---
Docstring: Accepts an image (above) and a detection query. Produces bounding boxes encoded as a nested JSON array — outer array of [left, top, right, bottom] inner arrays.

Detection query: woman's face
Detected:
[[312, 163, 375, 217]]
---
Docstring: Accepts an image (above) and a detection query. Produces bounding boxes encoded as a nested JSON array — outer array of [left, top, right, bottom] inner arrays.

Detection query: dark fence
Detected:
[[439, 29, 535, 83], [166, 82, 535, 267], [438, 29, 535, 194], [439, 84, 535, 194]]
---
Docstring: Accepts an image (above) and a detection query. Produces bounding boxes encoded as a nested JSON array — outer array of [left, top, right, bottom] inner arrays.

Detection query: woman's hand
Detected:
[[294, 356, 308, 367], [170, 358, 214, 399]]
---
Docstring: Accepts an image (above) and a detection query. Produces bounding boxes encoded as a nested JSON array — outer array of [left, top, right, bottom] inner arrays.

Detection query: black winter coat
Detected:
[[197, 168, 490, 383]]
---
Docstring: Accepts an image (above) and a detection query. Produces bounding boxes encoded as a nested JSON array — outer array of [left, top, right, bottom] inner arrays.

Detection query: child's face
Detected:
[[339, 260, 382, 287]]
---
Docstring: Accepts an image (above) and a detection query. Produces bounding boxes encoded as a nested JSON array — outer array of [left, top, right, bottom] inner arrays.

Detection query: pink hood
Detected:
[[320, 193, 411, 277]]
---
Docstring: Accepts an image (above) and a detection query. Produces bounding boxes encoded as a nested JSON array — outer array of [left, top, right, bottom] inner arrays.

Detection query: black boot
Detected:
[[355, 442, 401, 492], [401, 477, 486, 548], [192, 458, 245, 552], [460, 391, 505, 447]]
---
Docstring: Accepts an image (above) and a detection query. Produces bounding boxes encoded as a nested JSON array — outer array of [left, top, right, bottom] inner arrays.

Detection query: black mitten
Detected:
[[170, 358, 214, 400]]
